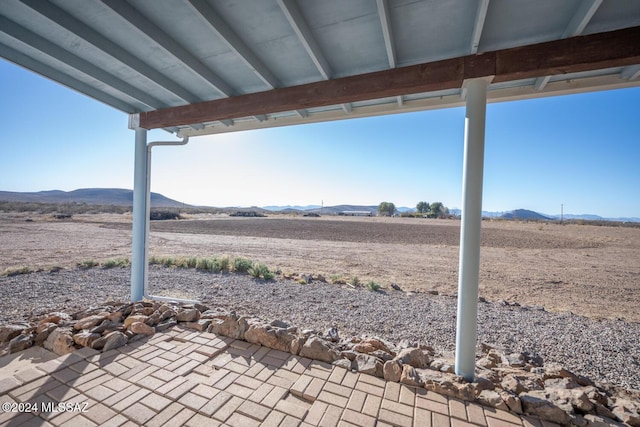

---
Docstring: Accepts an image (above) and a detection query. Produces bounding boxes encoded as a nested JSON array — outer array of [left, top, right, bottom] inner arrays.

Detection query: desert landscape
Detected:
[[1, 212, 638, 323]]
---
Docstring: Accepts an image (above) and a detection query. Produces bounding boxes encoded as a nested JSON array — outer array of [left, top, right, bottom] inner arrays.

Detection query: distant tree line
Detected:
[[377, 201, 450, 218], [377, 202, 397, 216], [0, 201, 131, 215], [0, 201, 222, 217]]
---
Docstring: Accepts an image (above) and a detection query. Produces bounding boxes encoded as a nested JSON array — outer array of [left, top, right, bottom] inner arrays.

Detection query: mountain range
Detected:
[[1, 189, 637, 222], [449, 208, 639, 223], [0, 188, 186, 208]]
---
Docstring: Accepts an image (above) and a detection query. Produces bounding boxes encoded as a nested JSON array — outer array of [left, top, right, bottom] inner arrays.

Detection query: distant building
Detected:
[[338, 210, 373, 217]]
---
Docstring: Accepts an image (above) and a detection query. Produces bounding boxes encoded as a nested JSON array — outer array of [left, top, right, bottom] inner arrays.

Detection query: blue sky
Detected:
[[1, 59, 639, 218]]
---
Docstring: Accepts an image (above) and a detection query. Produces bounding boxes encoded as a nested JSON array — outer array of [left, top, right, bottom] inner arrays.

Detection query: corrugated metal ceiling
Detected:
[[1, 0, 639, 136]]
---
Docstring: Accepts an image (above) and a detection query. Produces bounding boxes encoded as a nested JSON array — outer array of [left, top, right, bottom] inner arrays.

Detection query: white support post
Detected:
[[131, 127, 148, 302], [455, 77, 490, 382]]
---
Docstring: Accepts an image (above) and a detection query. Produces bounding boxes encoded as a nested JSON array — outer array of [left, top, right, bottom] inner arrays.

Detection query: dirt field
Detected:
[[1, 213, 639, 322]]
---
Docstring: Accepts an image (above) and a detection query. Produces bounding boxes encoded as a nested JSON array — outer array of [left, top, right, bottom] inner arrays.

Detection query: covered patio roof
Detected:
[[2, 0, 640, 382], [1, 0, 639, 136]]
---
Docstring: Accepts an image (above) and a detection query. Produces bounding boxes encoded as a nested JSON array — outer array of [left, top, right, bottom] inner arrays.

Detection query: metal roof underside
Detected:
[[1, 0, 640, 137]]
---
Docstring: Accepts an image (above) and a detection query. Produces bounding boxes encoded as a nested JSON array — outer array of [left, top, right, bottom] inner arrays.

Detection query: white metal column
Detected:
[[131, 127, 148, 302], [129, 122, 195, 304], [455, 77, 490, 382]]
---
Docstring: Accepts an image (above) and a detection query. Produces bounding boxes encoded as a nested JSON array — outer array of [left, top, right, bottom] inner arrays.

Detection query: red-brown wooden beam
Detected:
[[138, 26, 640, 129]]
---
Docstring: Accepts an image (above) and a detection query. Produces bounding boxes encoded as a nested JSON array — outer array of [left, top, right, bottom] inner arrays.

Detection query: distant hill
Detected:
[[500, 209, 552, 220], [451, 208, 548, 220], [306, 205, 378, 215], [262, 204, 416, 215], [450, 209, 502, 218], [450, 208, 639, 222], [262, 205, 321, 212], [549, 213, 640, 223], [0, 188, 187, 208]]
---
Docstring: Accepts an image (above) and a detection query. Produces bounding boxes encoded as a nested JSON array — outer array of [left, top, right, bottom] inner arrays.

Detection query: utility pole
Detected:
[[561, 204, 564, 224]]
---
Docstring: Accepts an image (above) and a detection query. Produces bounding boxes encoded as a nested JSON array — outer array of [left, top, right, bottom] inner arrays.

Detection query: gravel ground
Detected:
[[1, 266, 639, 390]]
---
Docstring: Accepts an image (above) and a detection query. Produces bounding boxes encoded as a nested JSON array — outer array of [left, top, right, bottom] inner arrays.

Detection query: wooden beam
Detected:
[[493, 26, 640, 82], [139, 26, 640, 129]]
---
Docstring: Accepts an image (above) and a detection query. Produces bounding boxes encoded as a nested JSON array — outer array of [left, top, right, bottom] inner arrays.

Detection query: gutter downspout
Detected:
[[144, 136, 199, 305]]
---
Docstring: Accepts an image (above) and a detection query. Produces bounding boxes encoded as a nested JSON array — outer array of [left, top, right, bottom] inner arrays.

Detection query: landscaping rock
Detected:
[[395, 347, 431, 369], [543, 364, 579, 381], [101, 331, 127, 351], [354, 353, 383, 377], [552, 388, 594, 413], [159, 308, 177, 321], [478, 390, 509, 411], [430, 359, 454, 374], [423, 371, 474, 401], [9, 333, 33, 353], [333, 358, 354, 370], [471, 376, 496, 394], [290, 337, 304, 355], [35, 323, 57, 346], [544, 377, 581, 390], [520, 391, 571, 425], [185, 319, 211, 332], [73, 314, 107, 331], [400, 365, 424, 387], [505, 352, 526, 367], [299, 336, 341, 364], [354, 337, 394, 355], [383, 360, 403, 382], [129, 322, 155, 336], [501, 373, 543, 394], [175, 308, 200, 322], [0, 297, 638, 427], [39, 312, 71, 325], [73, 331, 101, 347], [583, 414, 624, 427], [90, 320, 123, 335], [370, 349, 394, 361], [106, 312, 123, 323], [476, 356, 498, 369], [0, 324, 26, 343], [326, 326, 339, 342], [156, 319, 177, 332], [132, 306, 155, 316], [208, 312, 247, 339], [500, 391, 523, 414], [124, 315, 149, 328], [594, 402, 617, 420], [44, 327, 75, 355], [73, 307, 109, 320], [341, 350, 358, 361], [271, 319, 290, 329], [611, 399, 640, 426], [244, 322, 297, 353]]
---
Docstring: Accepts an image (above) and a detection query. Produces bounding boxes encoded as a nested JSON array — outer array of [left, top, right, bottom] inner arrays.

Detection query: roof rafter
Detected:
[[376, 0, 402, 107], [0, 42, 137, 112], [275, 0, 345, 114], [621, 65, 640, 80], [102, 0, 234, 97], [535, 0, 602, 91], [470, 0, 490, 54], [277, 0, 330, 80], [187, 0, 280, 89], [377, 0, 396, 68], [20, 0, 202, 104], [563, 0, 603, 38], [0, 15, 165, 109], [137, 26, 640, 129]]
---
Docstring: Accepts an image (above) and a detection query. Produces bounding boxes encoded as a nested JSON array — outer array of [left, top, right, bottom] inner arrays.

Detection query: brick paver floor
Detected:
[[0, 325, 555, 427]]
